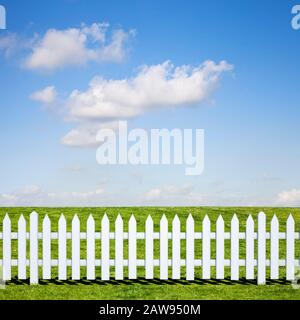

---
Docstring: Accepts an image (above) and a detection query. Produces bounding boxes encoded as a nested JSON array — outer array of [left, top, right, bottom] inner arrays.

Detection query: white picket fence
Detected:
[[0, 212, 298, 285]]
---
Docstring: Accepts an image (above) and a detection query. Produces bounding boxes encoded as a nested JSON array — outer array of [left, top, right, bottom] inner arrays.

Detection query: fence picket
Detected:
[[86, 215, 95, 280], [202, 215, 211, 279], [101, 214, 110, 280], [58, 214, 67, 280], [257, 212, 266, 285], [286, 214, 295, 280], [186, 214, 194, 280], [230, 214, 239, 280], [145, 215, 154, 279], [160, 215, 168, 280], [172, 215, 181, 279], [72, 215, 80, 280], [216, 215, 225, 279], [18, 215, 26, 280], [43, 215, 51, 279], [270, 215, 279, 279], [115, 214, 124, 280], [246, 215, 254, 279], [3, 214, 11, 281], [30, 212, 38, 284], [129, 215, 137, 279]]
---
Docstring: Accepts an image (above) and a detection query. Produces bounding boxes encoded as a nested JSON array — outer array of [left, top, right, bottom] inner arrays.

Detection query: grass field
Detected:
[[0, 206, 300, 300]]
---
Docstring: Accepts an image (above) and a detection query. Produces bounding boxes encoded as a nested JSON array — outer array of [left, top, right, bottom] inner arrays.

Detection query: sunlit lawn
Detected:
[[0, 207, 300, 300]]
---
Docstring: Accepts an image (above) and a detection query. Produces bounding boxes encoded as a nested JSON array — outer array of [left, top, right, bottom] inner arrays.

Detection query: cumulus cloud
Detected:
[[67, 60, 233, 121], [30, 86, 57, 105], [24, 23, 134, 70], [277, 189, 300, 206], [61, 59, 233, 147]]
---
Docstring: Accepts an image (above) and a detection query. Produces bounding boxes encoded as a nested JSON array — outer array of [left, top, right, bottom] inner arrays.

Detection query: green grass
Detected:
[[1, 206, 300, 300]]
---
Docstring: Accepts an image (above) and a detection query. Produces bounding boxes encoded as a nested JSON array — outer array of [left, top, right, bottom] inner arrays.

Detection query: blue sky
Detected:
[[0, 0, 300, 206]]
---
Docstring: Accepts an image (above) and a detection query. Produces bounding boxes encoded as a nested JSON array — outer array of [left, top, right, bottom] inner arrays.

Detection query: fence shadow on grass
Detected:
[[7, 276, 291, 286]]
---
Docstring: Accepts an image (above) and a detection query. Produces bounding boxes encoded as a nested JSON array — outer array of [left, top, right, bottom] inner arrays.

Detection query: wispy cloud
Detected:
[[0, 185, 106, 206], [30, 86, 57, 105], [277, 189, 300, 206], [24, 23, 135, 70]]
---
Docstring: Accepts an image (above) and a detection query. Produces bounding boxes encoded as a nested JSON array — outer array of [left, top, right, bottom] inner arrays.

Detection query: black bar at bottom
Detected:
[[0, 300, 298, 319]]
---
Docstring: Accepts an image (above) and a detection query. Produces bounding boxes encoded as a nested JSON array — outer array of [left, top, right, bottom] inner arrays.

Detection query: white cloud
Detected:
[[0, 185, 106, 206], [61, 121, 118, 147], [0, 183, 281, 207], [277, 189, 300, 206], [61, 59, 233, 147], [30, 86, 57, 105], [143, 184, 202, 204], [24, 23, 134, 70], [16, 185, 41, 195], [0, 33, 18, 57], [67, 60, 233, 121]]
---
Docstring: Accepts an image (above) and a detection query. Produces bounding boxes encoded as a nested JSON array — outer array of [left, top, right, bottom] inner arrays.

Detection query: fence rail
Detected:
[[0, 212, 298, 285]]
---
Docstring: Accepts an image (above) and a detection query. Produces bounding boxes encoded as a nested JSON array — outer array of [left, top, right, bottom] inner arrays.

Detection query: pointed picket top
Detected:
[[231, 214, 239, 227], [216, 214, 224, 225], [173, 214, 180, 223], [186, 214, 194, 230], [160, 214, 168, 224], [231, 214, 239, 223], [246, 214, 254, 225], [102, 213, 109, 223], [271, 214, 279, 227], [59, 213, 66, 222], [43, 214, 50, 224], [160, 214, 168, 232], [3, 213, 10, 224], [115, 214, 123, 232], [101, 214, 109, 229], [87, 214, 94, 224], [187, 214, 194, 223], [115, 214, 123, 229], [58, 214, 66, 230], [72, 214, 80, 232], [231, 214, 239, 229], [129, 214, 136, 224], [18, 214, 26, 226], [72, 214, 80, 225], [258, 211, 266, 226], [172, 214, 180, 228], [146, 214, 153, 225], [203, 214, 210, 224], [116, 214, 123, 223], [287, 214, 294, 225]]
